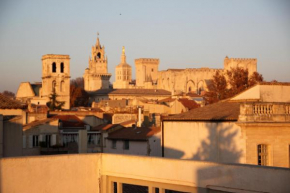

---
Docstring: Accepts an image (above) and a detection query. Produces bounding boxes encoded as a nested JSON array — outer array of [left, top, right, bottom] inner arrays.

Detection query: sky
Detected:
[[0, 0, 289, 93]]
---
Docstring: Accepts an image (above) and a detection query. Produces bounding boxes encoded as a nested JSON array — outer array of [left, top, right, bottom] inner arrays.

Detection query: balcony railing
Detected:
[[239, 102, 290, 122]]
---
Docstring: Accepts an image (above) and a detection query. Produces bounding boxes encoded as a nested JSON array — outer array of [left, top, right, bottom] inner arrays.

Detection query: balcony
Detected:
[[239, 102, 290, 123]]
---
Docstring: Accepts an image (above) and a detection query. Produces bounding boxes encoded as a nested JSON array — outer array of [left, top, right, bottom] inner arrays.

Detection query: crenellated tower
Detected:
[[84, 34, 111, 91], [224, 56, 257, 76]]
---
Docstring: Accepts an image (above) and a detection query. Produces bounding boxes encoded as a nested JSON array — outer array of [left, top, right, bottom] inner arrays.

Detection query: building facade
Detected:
[[162, 83, 290, 168]]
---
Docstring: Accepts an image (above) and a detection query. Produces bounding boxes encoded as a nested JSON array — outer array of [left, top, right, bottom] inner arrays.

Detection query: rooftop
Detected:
[[0, 93, 27, 109], [52, 115, 86, 128], [164, 101, 240, 121], [107, 126, 161, 141], [89, 89, 171, 96], [178, 98, 200, 110]]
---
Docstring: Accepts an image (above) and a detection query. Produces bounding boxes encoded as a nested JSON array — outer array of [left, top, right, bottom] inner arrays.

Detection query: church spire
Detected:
[[96, 32, 100, 47], [121, 46, 126, 63]]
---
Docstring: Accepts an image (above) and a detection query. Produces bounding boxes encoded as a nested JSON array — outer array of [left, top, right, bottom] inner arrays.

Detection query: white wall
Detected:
[[148, 132, 162, 157], [163, 121, 246, 164], [1, 154, 290, 193], [230, 85, 290, 102], [0, 115, 3, 158], [104, 139, 148, 156]]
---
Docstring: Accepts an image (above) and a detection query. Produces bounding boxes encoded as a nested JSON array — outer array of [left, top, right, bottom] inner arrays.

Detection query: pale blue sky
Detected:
[[0, 0, 289, 92]]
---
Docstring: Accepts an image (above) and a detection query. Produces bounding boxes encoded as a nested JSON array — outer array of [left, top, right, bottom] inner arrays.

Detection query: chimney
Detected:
[[137, 107, 142, 127]]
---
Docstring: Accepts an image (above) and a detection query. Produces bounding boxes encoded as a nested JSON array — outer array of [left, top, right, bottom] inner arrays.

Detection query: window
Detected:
[[123, 140, 129, 150], [33, 135, 39, 147], [112, 140, 117, 149], [258, 144, 268, 166], [60, 62, 64, 73], [97, 52, 101, 59], [52, 62, 56, 73], [52, 81, 56, 92], [45, 135, 51, 147], [60, 81, 64, 92]]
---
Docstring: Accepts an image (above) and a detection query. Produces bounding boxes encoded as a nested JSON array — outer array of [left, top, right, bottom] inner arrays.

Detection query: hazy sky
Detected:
[[0, 0, 289, 93]]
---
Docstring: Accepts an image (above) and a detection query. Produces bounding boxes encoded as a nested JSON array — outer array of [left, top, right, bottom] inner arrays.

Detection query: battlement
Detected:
[[229, 58, 257, 61], [41, 54, 70, 60], [135, 58, 159, 65]]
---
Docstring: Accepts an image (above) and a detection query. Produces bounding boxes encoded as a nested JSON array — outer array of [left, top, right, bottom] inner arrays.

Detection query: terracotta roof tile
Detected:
[[51, 115, 86, 128], [91, 124, 120, 131], [178, 98, 200, 110], [23, 118, 58, 131], [0, 93, 27, 109], [159, 97, 175, 103], [107, 126, 161, 141], [164, 101, 240, 121]]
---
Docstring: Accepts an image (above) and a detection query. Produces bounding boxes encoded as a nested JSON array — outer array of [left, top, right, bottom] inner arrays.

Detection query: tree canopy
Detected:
[[70, 77, 88, 107], [47, 90, 65, 111], [206, 67, 264, 104]]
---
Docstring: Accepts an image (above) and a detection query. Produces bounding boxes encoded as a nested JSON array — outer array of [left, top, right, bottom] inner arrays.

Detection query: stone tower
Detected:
[[41, 54, 70, 109], [84, 34, 111, 91], [135, 58, 159, 87], [224, 56, 257, 76], [113, 46, 132, 89]]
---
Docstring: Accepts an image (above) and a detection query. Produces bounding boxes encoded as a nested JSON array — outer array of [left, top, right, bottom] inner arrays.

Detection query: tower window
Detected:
[[52, 81, 56, 92], [60, 62, 64, 73], [60, 81, 65, 92], [97, 52, 101, 59], [52, 62, 56, 73], [152, 68, 154, 72]]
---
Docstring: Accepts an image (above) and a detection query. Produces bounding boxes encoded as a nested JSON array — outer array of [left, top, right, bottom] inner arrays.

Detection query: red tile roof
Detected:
[[0, 94, 27, 109], [51, 115, 86, 128], [23, 118, 58, 131], [107, 126, 161, 141], [159, 97, 175, 103], [91, 124, 120, 131], [164, 101, 240, 121], [178, 98, 200, 110]]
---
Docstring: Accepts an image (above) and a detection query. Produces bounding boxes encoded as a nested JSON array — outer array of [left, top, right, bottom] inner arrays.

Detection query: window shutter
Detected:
[[28, 135, 33, 148], [51, 134, 57, 146], [23, 135, 26, 148]]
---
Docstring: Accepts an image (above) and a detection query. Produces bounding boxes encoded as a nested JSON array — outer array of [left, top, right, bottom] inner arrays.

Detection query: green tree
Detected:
[[47, 90, 65, 110]]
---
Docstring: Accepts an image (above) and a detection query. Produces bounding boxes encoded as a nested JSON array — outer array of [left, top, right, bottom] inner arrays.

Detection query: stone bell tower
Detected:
[[84, 34, 111, 91], [41, 54, 70, 109]]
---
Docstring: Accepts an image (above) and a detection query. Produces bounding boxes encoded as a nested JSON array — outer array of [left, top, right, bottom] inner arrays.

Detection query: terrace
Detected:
[[1, 153, 289, 193]]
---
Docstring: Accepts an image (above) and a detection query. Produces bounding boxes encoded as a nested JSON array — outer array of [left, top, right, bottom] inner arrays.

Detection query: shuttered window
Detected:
[[258, 144, 268, 166]]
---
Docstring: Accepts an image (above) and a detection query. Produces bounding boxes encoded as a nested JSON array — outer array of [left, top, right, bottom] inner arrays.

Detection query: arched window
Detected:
[[60, 81, 65, 92], [52, 81, 56, 92], [52, 62, 56, 73], [97, 52, 101, 59], [60, 63, 64, 73]]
